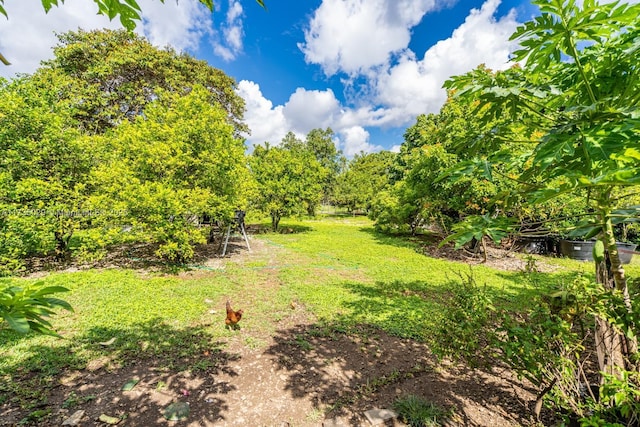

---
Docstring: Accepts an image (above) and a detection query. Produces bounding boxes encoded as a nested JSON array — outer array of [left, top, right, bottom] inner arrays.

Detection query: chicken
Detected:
[[225, 300, 243, 329]]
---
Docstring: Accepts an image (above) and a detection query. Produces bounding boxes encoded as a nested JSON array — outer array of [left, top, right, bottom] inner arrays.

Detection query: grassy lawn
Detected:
[[2, 215, 638, 411]]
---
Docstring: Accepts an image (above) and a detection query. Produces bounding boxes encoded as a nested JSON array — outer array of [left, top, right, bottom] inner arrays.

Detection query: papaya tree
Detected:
[[443, 0, 640, 395]]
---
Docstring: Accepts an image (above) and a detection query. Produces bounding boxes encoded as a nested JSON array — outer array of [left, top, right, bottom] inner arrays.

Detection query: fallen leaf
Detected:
[[164, 402, 190, 421], [98, 414, 120, 424], [61, 410, 85, 426], [121, 378, 139, 391]]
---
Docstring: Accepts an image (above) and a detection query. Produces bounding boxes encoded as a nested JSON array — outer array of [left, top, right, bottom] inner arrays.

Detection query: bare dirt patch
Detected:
[[2, 320, 547, 427], [419, 238, 562, 273]]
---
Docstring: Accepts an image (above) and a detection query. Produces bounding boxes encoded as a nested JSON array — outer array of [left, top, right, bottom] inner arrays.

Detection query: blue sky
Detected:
[[0, 0, 540, 155]]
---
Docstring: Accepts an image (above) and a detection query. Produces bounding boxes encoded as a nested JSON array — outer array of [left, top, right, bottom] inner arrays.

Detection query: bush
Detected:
[[431, 269, 496, 367], [433, 271, 640, 424]]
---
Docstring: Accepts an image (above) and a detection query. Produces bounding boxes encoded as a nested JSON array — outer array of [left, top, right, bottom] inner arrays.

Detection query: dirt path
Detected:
[[14, 322, 540, 426]]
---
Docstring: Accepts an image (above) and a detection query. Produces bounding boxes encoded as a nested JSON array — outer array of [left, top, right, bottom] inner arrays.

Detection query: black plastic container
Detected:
[[559, 240, 636, 264]]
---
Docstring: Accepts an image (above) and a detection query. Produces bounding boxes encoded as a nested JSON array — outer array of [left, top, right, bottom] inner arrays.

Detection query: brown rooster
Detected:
[[225, 300, 243, 329]]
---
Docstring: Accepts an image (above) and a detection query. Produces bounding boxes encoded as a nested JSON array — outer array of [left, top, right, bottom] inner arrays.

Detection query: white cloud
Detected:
[[238, 82, 344, 147], [237, 80, 288, 146], [241, 0, 520, 154], [299, 0, 442, 76], [287, 0, 519, 140], [367, 0, 519, 126], [0, 0, 212, 78], [339, 126, 383, 157], [282, 88, 341, 134], [213, 0, 244, 61], [0, 0, 118, 76], [137, 0, 213, 51]]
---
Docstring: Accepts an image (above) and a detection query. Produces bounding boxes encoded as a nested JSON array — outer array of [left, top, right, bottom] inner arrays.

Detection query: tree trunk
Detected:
[[54, 230, 72, 260], [593, 212, 637, 378], [271, 213, 280, 232]]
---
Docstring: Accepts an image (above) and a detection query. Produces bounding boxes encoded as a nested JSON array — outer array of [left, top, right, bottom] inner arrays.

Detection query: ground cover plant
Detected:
[[2, 216, 632, 425]]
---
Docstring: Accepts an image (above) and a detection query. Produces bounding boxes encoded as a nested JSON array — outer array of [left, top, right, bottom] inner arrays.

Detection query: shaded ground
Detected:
[[1, 319, 545, 426], [3, 231, 552, 426], [417, 237, 561, 273]]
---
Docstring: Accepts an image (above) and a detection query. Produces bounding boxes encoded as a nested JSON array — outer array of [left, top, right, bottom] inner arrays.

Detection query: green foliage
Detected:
[[281, 128, 344, 212], [442, 4, 640, 404], [372, 96, 506, 234], [43, 29, 247, 136], [334, 151, 395, 214], [443, 0, 640, 254], [91, 86, 251, 261], [431, 270, 496, 366], [0, 73, 94, 267], [0, 29, 253, 267], [249, 144, 324, 230], [442, 214, 515, 248], [393, 394, 448, 427], [305, 128, 344, 205], [0, 282, 72, 336], [434, 268, 640, 424]]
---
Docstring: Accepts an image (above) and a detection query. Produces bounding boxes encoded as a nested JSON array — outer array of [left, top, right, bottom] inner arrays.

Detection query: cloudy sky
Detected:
[[0, 0, 539, 155]]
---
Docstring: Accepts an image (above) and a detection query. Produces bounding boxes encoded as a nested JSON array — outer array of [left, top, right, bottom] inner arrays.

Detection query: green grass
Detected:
[[393, 394, 450, 427], [1, 216, 633, 408]]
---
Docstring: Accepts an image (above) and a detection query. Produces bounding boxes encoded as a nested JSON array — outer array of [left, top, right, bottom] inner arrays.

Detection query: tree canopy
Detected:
[[39, 29, 247, 136], [91, 85, 251, 261], [0, 28, 252, 269], [249, 144, 324, 231], [334, 151, 395, 214]]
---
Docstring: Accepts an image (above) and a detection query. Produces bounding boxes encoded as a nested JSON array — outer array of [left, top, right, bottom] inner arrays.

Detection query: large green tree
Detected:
[[281, 128, 344, 211], [249, 144, 324, 231], [39, 29, 247, 136], [305, 128, 344, 205], [0, 72, 95, 267], [91, 85, 251, 262], [444, 0, 640, 393], [334, 151, 395, 214], [374, 96, 506, 236]]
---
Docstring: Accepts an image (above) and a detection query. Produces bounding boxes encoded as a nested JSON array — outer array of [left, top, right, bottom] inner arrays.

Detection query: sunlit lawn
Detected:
[[2, 215, 638, 406]]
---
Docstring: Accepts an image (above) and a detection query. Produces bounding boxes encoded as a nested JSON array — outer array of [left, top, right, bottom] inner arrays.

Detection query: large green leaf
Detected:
[[3, 313, 30, 334]]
